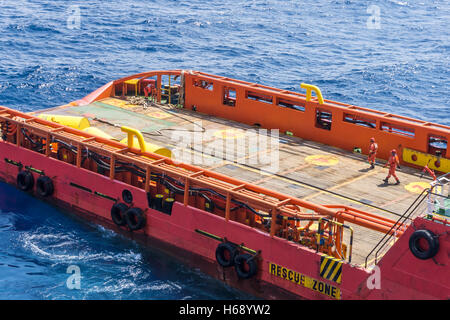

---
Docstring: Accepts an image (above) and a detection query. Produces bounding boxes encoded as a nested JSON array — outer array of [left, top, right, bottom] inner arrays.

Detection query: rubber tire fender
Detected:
[[409, 229, 439, 260], [215, 242, 238, 268], [17, 170, 34, 191], [111, 203, 128, 227], [234, 253, 258, 279], [36, 176, 54, 197], [122, 189, 133, 204], [125, 207, 146, 231]]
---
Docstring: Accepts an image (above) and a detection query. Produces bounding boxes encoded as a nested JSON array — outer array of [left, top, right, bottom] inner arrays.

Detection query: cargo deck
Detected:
[[33, 96, 435, 266]]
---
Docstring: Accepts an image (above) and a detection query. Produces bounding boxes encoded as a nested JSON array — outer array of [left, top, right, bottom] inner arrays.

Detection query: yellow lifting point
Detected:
[[119, 126, 172, 158], [121, 126, 147, 152], [300, 83, 324, 104]]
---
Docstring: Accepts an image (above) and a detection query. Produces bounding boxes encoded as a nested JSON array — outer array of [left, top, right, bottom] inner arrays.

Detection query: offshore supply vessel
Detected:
[[0, 70, 449, 299]]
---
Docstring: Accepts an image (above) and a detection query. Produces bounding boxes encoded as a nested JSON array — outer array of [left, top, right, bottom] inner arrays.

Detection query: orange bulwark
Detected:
[[78, 69, 449, 172]]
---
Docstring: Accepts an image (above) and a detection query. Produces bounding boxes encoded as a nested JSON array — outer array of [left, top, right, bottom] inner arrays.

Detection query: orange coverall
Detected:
[[385, 154, 400, 181], [368, 141, 378, 165]]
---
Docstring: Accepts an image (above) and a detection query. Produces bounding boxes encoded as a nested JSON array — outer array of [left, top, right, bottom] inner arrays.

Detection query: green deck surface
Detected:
[[53, 101, 176, 134]]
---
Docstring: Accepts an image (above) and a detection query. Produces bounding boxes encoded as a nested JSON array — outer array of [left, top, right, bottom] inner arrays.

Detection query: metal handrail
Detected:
[[316, 217, 354, 263], [364, 188, 430, 268]]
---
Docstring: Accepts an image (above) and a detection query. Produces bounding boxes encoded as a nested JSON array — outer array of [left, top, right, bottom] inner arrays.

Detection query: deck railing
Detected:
[[181, 71, 450, 172], [364, 188, 431, 268], [77, 70, 450, 173], [0, 106, 402, 244]]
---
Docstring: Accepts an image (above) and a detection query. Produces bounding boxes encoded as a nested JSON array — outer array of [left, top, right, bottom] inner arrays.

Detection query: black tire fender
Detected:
[[215, 242, 238, 268], [111, 203, 128, 226], [409, 229, 439, 260], [122, 189, 133, 204], [125, 207, 146, 231], [17, 170, 34, 191], [234, 253, 258, 279], [36, 176, 54, 197]]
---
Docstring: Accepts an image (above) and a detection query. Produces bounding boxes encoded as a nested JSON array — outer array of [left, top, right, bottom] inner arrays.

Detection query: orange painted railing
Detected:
[[0, 106, 400, 238]]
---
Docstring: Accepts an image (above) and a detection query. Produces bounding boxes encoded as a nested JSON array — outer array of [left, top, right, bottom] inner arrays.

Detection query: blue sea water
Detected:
[[0, 0, 448, 299]]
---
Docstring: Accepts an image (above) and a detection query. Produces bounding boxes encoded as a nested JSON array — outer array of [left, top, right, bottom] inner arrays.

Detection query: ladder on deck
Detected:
[[364, 173, 450, 267]]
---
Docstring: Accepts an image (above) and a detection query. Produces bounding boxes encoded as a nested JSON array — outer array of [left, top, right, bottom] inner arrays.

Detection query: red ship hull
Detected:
[[1, 140, 448, 300]]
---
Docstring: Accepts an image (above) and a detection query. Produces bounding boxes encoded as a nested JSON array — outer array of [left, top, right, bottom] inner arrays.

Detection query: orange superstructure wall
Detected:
[[183, 71, 450, 164]]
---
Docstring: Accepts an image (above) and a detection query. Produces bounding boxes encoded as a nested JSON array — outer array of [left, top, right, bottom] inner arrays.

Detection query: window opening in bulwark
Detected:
[[193, 79, 213, 91], [316, 109, 332, 130], [277, 98, 305, 112], [246, 90, 273, 104], [223, 87, 236, 106], [343, 113, 376, 129], [428, 135, 447, 157], [380, 122, 415, 138]]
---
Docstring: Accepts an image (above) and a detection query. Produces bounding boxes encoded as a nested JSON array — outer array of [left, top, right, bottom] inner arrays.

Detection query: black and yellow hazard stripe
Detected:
[[320, 255, 342, 284]]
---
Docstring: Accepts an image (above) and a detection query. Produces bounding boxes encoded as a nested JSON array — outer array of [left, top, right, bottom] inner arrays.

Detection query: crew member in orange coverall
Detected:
[[368, 137, 378, 169], [383, 149, 401, 184], [144, 82, 158, 101]]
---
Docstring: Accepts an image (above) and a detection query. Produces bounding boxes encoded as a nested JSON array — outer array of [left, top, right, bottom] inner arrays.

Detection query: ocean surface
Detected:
[[0, 0, 448, 299]]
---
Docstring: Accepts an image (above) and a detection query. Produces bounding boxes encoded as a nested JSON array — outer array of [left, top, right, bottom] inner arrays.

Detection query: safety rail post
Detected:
[[270, 207, 277, 237], [76, 142, 82, 168], [183, 177, 190, 206], [348, 226, 354, 263], [168, 75, 171, 105], [316, 218, 322, 253], [225, 192, 231, 221], [16, 123, 22, 147], [109, 154, 116, 180], [335, 211, 344, 257], [144, 165, 151, 193], [364, 188, 429, 268], [45, 133, 51, 156], [182, 171, 204, 205], [157, 74, 162, 103]]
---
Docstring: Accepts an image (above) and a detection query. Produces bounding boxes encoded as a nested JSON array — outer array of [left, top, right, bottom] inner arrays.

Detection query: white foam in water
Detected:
[[19, 229, 142, 264]]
